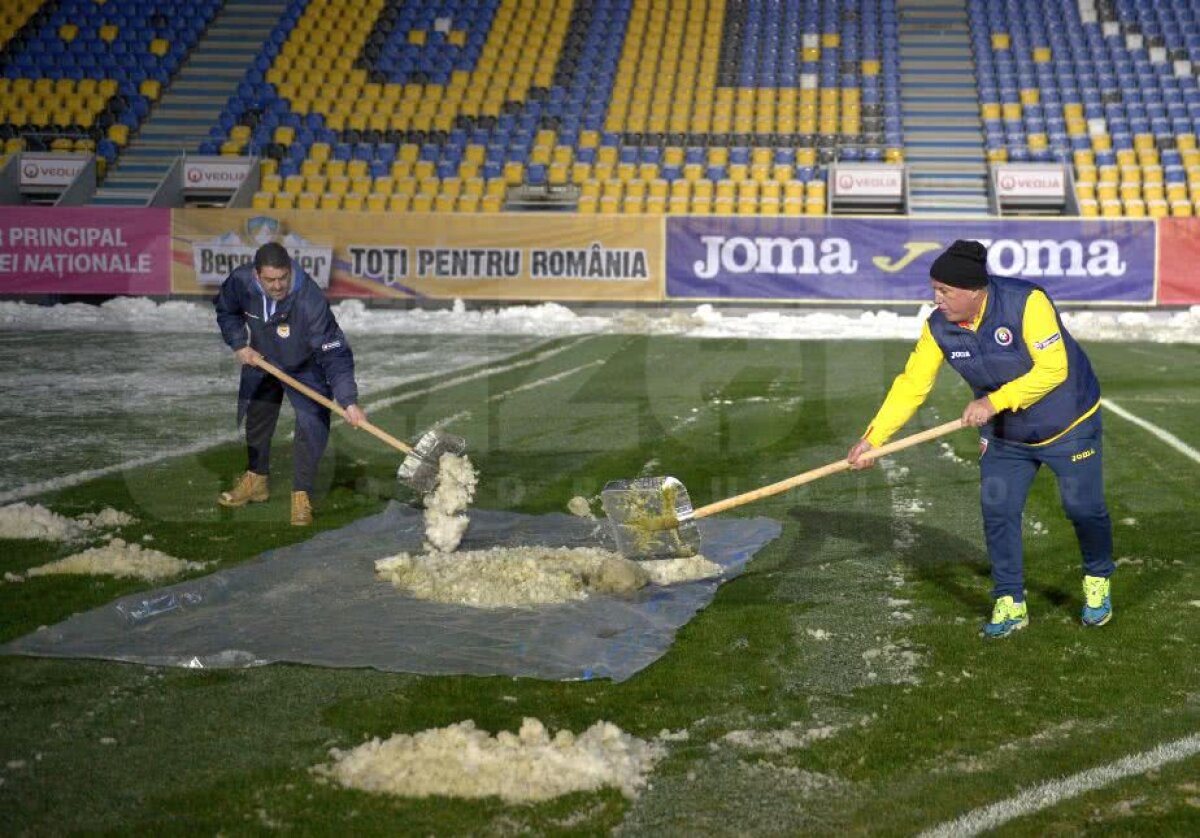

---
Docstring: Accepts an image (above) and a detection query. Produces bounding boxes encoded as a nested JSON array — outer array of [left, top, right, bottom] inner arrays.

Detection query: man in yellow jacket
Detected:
[[846, 239, 1114, 638]]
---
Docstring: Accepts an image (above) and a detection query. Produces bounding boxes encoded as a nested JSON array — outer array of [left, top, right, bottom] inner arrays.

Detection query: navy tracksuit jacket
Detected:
[[215, 261, 357, 491]]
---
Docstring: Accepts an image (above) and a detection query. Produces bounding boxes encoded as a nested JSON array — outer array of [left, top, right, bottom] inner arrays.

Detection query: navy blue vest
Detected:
[[927, 276, 1100, 444]]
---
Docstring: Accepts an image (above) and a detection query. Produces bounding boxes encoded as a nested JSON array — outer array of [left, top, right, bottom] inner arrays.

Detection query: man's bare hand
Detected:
[[962, 396, 997, 428], [344, 404, 368, 428], [235, 346, 262, 366], [847, 438, 877, 470]]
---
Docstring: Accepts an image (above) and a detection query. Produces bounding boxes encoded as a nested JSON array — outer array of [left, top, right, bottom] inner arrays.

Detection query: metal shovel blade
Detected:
[[396, 429, 468, 493], [600, 476, 703, 559]]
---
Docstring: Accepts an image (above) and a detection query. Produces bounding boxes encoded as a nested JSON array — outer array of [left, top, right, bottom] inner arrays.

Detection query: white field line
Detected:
[[0, 338, 589, 506], [432, 359, 607, 429], [0, 432, 243, 505], [920, 732, 1200, 838], [1101, 398, 1200, 464], [360, 337, 591, 413]]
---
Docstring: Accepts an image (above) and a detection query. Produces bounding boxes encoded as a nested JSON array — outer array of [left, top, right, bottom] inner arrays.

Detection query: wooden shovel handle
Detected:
[[692, 418, 966, 520], [253, 357, 414, 455]]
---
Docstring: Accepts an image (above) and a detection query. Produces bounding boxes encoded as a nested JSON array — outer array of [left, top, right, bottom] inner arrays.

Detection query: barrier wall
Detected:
[[0, 207, 170, 295], [666, 217, 1156, 303], [1157, 219, 1200, 305], [170, 210, 663, 301], [1, 208, 1199, 305]]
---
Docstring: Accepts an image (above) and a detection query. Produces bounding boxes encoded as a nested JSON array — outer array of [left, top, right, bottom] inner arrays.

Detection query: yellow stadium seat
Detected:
[[602, 178, 624, 199], [388, 194, 411, 212], [302, 174, 326, 194], [260, 174, 283, 194], [572, 162, 592, 185], [349, 175, 372, 195], [626, 179, 647, 199], [481, 194, 503, 212], [327, 176, 350, 196], [485, 178, 507, 198], [273, 192, 296, 210], [1077, 198, 1098, 217], [297, 192, 319, 210], [1100, 199, 1123, 217], [578, 195, 598, 214], [622, 195, 645, 214], [343, 193, 365, 211], [690, 197, 712, 215], [598, 195, 620, 214], [645, 196, 666, 214], [251, 191, 272, 210], [365, 193, 388, 212], [317, 193, 340, 210], [273, 126, 295, 145], [410, 194, 432, 212]]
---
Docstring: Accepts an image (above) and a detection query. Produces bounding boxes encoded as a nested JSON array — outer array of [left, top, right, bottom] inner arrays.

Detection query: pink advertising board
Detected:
[[0, 207, 171, 294]]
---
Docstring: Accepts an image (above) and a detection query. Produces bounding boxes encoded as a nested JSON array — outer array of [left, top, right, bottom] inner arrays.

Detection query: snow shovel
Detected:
[[600, 419, 965, 559], [253, 358, 466, 494]]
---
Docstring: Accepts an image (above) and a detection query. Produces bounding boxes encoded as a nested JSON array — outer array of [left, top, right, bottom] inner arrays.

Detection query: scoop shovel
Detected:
[[253, 357, 466, 494], [600, 419, 965, 559]]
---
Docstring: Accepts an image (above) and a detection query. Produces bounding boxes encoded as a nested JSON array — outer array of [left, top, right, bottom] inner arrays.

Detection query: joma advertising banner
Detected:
[[0, 207, 171, 294], [171, 210, 664, 301], [666, 217, 1157, 304]]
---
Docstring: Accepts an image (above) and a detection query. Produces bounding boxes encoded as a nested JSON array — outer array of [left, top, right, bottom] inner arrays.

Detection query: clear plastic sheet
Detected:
[[2, 502, 781, 682]]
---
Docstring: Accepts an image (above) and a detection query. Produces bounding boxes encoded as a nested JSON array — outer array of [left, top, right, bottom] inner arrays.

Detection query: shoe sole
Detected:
[[217, 493, 269, 508], [1082, 612, 1112, 627], [983, 618, 1028, 639]]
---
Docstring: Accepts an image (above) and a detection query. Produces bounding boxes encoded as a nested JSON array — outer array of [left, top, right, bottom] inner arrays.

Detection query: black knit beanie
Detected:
[[929, 240, 989, 289]]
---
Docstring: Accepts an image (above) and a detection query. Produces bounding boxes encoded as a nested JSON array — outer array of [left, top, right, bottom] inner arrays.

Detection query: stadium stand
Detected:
[[204, 0, 903, 215], [0, 0, 218, 182], [970, 0, 1200, 218]]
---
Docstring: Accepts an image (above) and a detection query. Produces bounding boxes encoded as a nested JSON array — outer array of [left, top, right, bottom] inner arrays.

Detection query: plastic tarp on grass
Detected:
[[2, 502, 781, 682]]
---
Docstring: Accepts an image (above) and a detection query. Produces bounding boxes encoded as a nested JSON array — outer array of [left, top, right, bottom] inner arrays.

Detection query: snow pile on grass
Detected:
[[0, 503, 84, 541], [77, 508, 137, 529], [316, 717, 666, 802], [723, 723, 844, 754], [0, 503, 137, 541], [375, 546, 650, 607], [567, 495, 596, 519], [24, 538, 205, 581], [422, 453, 477, 553], [5, 297, 1197, 344], [375, 544, 723, 608]]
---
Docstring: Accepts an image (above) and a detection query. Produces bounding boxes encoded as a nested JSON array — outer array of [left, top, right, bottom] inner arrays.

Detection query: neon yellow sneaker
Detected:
[[982, 595, 1028, 639], [1082, 575, 1112, 627]]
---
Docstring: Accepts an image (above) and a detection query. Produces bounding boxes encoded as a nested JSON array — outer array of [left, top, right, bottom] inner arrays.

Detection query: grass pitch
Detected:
[[1, 334, 1198, 835]]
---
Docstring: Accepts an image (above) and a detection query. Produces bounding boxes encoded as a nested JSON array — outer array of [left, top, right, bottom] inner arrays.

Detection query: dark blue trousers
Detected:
[[241, 366, 331, 493], [979, 411, 1114, 600]]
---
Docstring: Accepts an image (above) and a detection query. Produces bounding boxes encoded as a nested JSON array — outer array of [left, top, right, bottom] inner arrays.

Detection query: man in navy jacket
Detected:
[[214, 242, 367, 525]]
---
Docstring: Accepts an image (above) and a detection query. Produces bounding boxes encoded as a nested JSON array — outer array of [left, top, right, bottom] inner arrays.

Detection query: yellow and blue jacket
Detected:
[[864, 276, 1101, 447]]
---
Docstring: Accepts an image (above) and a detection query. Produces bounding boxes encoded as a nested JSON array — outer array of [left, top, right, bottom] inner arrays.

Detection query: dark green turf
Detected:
[[1, 336, 1197, 835]]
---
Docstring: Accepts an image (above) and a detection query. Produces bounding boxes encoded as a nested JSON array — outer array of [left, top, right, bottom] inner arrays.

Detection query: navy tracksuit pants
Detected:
[[980, 411, 1114, 600], [242, 367, 331, 493]]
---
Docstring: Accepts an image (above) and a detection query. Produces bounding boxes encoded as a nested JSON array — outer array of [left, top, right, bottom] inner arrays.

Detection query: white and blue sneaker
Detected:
[[1081, 575, 1112, 627], [982, 595, 1028, 639]]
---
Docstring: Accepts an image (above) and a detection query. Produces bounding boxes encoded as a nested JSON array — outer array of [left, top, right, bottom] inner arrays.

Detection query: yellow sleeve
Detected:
[[863, 322, 944, 446], [987, 290, 1068, 412]]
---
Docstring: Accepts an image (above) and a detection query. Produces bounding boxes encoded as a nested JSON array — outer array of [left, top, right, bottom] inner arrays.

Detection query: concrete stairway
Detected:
[[898, 0, 989, 216], [91, 0, 287, 206]]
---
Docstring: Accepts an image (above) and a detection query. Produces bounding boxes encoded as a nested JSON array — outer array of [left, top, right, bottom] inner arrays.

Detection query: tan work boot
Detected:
[[217, 471, 269, 507], [291, 491, 313, 526]]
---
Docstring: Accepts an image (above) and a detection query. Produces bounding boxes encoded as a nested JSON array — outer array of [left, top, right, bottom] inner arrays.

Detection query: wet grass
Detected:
[[1, 335, 1198, 835]]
